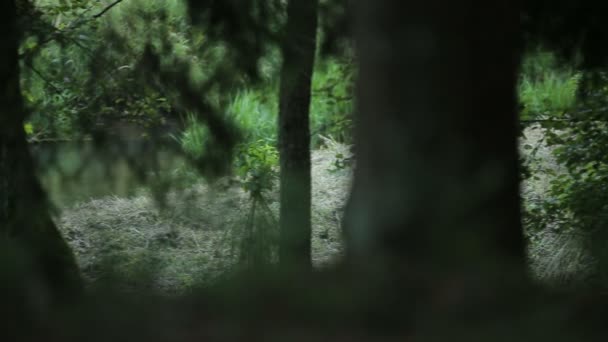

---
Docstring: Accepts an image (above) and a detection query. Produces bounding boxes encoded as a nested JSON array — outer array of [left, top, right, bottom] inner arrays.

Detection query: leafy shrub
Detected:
[[21, 0, 207, 140], [232, 141, 279, 268], [234, 141, 278, 198]]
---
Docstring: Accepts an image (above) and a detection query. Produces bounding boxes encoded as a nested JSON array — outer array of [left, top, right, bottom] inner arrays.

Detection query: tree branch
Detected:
[[19, 0, 126, 60], [92, 0, 125, 19]]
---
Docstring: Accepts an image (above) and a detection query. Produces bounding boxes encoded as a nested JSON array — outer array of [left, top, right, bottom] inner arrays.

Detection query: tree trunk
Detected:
[[0, 0, 82, 303], [278, 0, 319, 271], [345, 1, 527, 280]]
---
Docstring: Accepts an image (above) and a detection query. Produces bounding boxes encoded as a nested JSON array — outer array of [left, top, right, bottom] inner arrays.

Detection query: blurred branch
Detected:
[[23, 61, 61, 93], [92, 0, 125, 19], [19, 0, 126, 60]]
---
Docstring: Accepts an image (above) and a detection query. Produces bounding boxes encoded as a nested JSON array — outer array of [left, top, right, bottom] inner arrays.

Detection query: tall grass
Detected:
[[176, 112, 210, 158], [519, 50, 582, 119], [220, 58, 354, 146], [227, 86, 279, 143]]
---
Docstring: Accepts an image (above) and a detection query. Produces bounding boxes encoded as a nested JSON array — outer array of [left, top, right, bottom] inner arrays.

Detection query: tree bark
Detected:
[[278, 0, 319, 271], [345, 1, 527, 280], [0, 0, 82, 303]]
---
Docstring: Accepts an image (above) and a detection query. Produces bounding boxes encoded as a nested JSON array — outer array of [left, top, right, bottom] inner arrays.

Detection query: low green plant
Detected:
[[227, 141, 279, 269], [234, 141, 278, 198]]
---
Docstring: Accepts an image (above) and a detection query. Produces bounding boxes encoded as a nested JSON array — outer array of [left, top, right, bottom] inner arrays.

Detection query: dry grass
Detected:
[[56, 129, 590, 291], [521, 125, 596, 286], [57, 141, 352, 292], [527, 229, 594, 287]]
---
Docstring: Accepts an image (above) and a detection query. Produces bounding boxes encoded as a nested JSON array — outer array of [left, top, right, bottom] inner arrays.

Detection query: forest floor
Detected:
[[53, 128, 589, 293], [521, 125, 594, 286], [56, 140, 353, 293]]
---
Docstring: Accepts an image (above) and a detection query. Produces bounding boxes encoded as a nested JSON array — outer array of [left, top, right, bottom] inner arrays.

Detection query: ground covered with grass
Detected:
[[51, 127, 598, 293], [57, 142, 352, 293], [522, 126, 596, 287]]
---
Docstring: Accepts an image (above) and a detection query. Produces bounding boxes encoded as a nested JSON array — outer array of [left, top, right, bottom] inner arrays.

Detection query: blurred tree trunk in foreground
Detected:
[[278, 0, 319, 271], [0, 0, 81, 303], [344, 0, 527, 283]]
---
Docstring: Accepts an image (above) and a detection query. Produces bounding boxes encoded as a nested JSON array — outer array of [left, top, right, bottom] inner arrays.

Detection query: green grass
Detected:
[[519, 50, 582, 120], [227, 86, 279, 143], [174, 112, 211, 158], [217, 58, 354, 147]]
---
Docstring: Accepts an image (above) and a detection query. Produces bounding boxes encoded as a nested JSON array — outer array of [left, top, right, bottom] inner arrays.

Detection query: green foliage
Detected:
[[23, 122, 34, 135], [23, 0, 353, 150], [226, 57, 354, 146], [310, 57, 354, 145], [521, 50, 608, 286], [175, 112, 210, 159], [227, 87, 278, 144], [171, 114, 280, 199], [234, 141, 278, 198], [173, 109, 282, 271], [169, 54, 354, 189], [519, 50, 582, 120], [21, 0, 210, 140]]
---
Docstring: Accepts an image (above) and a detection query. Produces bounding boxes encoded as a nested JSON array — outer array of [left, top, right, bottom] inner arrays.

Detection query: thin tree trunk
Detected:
[[0, 0, 82, 303], [345, 1, 526, 280], [278, 0, 319, 271]]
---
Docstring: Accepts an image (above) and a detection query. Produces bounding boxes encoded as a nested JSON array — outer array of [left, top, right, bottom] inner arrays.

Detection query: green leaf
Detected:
[[24, 122, 34, 135]]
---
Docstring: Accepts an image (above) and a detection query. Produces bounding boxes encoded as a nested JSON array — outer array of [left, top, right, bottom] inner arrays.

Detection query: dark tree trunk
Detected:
[[278, 0, 319, 270], [345, 1, 527, 280], [0, 0, 82, 303]]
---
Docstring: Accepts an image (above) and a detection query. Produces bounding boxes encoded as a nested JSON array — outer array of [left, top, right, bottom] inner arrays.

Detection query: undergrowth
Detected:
[[519, 48, 608, 289], [58, 143, 351, 292]]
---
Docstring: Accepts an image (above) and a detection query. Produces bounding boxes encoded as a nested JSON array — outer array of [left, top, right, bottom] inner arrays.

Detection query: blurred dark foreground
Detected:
[[0, 243, 607, 342]]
